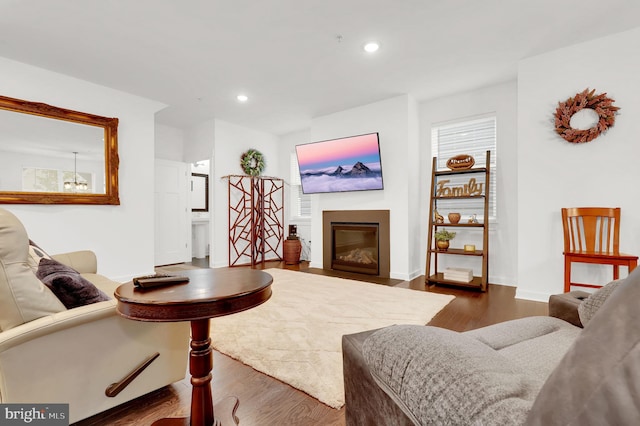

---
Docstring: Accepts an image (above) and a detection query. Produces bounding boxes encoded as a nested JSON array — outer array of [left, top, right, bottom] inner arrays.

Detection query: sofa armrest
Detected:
[[577, 279, 624, 327], [51, 250, 98, 274], [548, 291, 589, 328], [362, 325, 537, 425], [342, 329, 413, 426]]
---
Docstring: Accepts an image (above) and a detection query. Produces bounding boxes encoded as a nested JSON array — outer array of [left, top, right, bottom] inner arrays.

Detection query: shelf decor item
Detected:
[[554, 88, 619, 144], [436, 177, 484, 198], [448, 212, 461, 224], [446, 154, 475, 170], [434, 229, 456, 251], [240, 149, 266, 176], [443, 267, 473, 283], [436, 240, 450, 251]]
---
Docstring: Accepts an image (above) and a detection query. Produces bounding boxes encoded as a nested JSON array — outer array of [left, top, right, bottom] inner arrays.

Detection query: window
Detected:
[[22, 167, 94, 193], [290, 153, 311, 218], [431, 115, 497, 220]]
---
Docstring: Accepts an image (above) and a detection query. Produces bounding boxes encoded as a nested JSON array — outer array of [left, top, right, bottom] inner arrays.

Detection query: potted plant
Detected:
[[434, 229, 456, 251]]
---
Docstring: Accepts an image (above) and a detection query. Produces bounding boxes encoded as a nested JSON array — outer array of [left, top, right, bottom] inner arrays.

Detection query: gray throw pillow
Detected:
[[36, 258, 110, 309], [577, 279, 623, 326]]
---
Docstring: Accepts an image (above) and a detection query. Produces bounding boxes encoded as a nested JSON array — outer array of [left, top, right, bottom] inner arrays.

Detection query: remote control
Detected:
[[133, 274, 190, 288]]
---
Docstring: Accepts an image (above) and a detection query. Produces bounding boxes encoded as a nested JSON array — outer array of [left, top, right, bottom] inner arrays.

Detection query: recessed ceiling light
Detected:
[[237, 94, 248, 102], [364, 42, 379, 53]]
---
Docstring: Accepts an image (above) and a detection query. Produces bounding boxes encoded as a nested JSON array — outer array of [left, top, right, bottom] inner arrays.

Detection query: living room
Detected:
[[4, 26, 639, 301], [1, 2, 640, 425]]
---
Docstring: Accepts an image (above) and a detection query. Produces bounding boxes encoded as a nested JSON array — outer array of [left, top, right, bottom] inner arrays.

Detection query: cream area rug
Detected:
[[210, 268, 455, 408]]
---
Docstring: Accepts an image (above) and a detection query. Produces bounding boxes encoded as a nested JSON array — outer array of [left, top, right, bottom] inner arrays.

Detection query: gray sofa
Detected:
[[342, 267, 640, 425]]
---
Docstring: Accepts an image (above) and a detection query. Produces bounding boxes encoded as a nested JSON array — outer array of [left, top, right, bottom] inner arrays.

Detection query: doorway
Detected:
[[191, 160, 210, 261], [154, 159, 191, 266]]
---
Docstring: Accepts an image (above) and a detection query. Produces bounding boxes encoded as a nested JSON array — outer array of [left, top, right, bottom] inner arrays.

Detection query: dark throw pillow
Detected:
[[36, 258, 110, 309]]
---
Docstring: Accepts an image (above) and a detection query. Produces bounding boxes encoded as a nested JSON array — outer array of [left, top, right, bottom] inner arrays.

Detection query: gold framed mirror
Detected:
[[0, 95, 119, 205]]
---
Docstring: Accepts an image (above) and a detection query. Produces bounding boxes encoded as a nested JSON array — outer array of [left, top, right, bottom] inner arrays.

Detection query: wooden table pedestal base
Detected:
[[152, 319, 239, 426], [152, 396, 238, 426]]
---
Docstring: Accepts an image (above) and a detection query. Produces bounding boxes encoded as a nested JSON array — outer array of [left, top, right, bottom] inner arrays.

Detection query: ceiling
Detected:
[[1, 0, 639, 136]]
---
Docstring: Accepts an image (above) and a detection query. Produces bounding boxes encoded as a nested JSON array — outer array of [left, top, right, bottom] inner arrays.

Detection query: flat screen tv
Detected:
[[295, 132, 384, 194]]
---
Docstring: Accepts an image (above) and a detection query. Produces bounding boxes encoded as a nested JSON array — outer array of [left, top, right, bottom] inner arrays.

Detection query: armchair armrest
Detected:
[[362, 325, 536, 425], [51, 250, 98, 274], [0, 299, 116, 351], [548, 291, 589, 328]]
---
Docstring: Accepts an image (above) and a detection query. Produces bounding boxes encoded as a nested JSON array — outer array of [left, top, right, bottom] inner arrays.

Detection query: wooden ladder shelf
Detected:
[[425, 150, 491, 291]]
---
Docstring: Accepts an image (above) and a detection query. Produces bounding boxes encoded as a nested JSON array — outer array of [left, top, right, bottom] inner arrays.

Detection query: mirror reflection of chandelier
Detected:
[[63, 151, 88, 191]]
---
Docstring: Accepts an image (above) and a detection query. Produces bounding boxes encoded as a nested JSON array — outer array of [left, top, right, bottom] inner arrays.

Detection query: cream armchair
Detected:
[[0, 209, 189, 423]]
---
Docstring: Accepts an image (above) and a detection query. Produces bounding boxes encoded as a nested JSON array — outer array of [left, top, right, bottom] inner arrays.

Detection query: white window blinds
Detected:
[[431, 115, 497, 220], [290, 153, 311, 218]]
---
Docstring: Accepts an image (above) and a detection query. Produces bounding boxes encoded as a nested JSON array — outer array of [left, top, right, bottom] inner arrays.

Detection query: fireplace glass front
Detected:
[[331, 223, 379, 275]]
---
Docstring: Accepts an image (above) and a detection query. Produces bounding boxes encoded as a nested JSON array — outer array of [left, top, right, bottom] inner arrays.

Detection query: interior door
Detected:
[[154, 159, 191, 266]]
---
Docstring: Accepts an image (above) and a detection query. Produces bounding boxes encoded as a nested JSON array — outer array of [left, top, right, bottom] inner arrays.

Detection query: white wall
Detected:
[[419, 81, 518, 286], [309, 95, 421, 280], [407, 97, 422, 276], [516, 27, 640, 301], [155, 123, 185, 161], [0, 57, 165, 281], [185, 119, 215, 164], [211, 119, 280, 267], [278, 129, 312, 254]]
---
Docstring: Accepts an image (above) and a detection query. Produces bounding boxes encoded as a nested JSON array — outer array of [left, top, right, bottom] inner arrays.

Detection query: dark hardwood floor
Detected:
[[74, 260, 547, 426]]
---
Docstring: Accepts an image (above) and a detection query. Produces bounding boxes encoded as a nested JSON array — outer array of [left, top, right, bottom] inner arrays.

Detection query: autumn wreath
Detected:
[[554, 88, 619, 144], [240, 149, 265, 176]]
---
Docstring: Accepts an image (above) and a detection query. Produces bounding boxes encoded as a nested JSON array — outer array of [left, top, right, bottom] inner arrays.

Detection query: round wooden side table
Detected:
[[114, 268, 273, 426]]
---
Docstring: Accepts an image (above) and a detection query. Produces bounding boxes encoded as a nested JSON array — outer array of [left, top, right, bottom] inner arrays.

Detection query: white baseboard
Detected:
[[408, 269, 423, 281], [515, 288, 550, 303], [309, 261, 323, 269], [390, 271, 411, 281], [488, 275, 516, 288], [212, 260, 228, 269]]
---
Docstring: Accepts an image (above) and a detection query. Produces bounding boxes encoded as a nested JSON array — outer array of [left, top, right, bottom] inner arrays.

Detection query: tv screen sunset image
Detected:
[[295, 133, 384, 194]]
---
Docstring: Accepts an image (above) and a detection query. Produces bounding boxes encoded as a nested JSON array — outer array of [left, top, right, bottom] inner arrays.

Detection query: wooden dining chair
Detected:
[[562, 207, 638, 292]]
